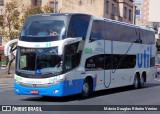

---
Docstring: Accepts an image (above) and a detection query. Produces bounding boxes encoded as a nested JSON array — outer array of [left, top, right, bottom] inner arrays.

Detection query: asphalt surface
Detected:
[[1, 68, 160, 114]]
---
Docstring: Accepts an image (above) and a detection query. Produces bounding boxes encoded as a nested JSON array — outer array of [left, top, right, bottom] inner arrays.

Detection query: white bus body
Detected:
[[14, 13, 156, 97]]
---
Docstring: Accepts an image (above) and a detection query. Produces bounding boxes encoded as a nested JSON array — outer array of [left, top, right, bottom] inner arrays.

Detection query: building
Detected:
[[60, 0, 134, 24], [141, 0, 151, 26], [141, 0, 160, 38], [3, 0, 134, 24], [141, 0, 148, 24], [134, 0, 142, 25], [141, 0, 159, 28], [0, 0, 135, 66], [0, 0, 135, 24]]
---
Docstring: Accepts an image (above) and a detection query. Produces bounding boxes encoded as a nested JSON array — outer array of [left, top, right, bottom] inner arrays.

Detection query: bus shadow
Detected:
[[22, 81, 160, 102]]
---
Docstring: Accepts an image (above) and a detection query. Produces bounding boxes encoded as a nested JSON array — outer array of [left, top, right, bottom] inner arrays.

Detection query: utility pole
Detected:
[[54, 0, 56, 13], [132, 1, 136, 25]]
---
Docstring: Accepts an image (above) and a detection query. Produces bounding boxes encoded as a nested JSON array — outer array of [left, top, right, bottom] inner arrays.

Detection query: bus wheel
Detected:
[[81, 78, 92, 97], [133, 74, 140, 89], [140, 76, 145, 88]]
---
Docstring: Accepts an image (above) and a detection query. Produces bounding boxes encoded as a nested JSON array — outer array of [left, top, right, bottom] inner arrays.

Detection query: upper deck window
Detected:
[[67, 15, 91, 39], [20, 16, 67, 42], [20, 14, 91, 42], [22, 20, 65, 37]]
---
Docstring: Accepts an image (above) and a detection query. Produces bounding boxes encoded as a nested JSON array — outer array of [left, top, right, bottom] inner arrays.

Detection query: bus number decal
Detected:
[[46, 42, 51, 47], [85, 48, 92, 54]]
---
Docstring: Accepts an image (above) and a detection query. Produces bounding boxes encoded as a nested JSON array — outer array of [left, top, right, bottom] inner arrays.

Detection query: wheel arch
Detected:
[[84, 76, 94, 91]]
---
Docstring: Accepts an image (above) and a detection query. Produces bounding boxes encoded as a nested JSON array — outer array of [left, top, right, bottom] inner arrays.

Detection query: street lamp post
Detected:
[[54, 0, 56, 13], [132, 1, 136, 25]]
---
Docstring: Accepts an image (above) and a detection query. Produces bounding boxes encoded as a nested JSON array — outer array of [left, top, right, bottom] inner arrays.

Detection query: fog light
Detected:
[[15, 89, 20, 95], [16, 89, 19, 92], [53, 90, 59, 93]]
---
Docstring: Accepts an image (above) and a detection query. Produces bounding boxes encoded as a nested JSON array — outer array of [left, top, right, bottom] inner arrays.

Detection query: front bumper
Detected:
[[14, 79, 84, 97]]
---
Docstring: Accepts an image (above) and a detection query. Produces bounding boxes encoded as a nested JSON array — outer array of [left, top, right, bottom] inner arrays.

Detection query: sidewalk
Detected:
[[0, 68, 15, 78]]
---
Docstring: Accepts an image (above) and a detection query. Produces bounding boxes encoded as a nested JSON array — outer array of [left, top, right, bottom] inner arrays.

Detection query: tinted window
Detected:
[[90, 20, 105, 42], [64, 42, 82, 72], [20, 15, 67, 42], [105, 22, 117, 40], [106, 22, 155, 44], [117, 24, 138, 42], [85, 54, 136, 70], [140, 29, 155, 44], [17, 47, 62, 76], [68, 15, 91, 38], [112, 55, 136, 69], [85, 54, 105, 70]]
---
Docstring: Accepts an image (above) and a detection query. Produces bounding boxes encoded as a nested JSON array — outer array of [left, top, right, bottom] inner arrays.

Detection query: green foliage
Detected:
[[0, 1, 55, 42], [21, 5, 43, 23], [1, 57, 7, 66], [43, 5, 54, 13], [21, 4, 54, 24], [0, 0, 20, 41]]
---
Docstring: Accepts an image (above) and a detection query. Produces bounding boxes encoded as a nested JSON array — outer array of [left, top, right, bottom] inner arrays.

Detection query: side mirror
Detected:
[[89, 37, 96, 42]]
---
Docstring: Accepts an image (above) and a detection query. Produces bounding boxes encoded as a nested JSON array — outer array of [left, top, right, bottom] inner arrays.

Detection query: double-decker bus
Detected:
[[14, 13, 156, 97]]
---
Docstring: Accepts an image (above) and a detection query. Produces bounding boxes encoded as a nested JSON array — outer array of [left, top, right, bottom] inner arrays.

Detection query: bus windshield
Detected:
[[17, 47, 62, 76], [21, 19, 66, 42]]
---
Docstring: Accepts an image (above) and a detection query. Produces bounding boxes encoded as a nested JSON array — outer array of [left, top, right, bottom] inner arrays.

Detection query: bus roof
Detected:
[[29, 13, 92, 17], [29, 13, 154, 33]]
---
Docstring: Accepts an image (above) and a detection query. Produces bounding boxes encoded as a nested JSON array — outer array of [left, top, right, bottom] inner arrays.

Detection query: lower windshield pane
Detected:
[[19, 49, 36, 74], [18, 47, 62, 76], [36, 48, 62, 75]]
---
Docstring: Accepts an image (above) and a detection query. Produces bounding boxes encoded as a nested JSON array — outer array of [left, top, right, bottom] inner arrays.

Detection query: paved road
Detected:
[[0, 72, 160, 114], [0, 78, 13, 92]]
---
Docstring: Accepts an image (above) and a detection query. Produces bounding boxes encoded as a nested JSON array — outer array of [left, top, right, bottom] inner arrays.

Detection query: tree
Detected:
[[21, 4, 54, 24], [21, 5, 43, 24], [43, 4, 54, 13], [0, 1, 55, 41], [0, 0, 21, 42]]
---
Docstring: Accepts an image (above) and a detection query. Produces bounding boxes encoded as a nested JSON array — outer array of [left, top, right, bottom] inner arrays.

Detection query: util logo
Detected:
[[137, 46, 152, 68]]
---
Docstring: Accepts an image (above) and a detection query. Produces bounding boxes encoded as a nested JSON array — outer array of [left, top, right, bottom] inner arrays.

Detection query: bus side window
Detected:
[[89, 20, 105, 42], [64, 42, 81, 72], [85, 54, 105, 70], [68, 15, 90, 38]]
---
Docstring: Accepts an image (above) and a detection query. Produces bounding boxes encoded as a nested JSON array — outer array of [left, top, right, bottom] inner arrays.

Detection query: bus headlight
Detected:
[[49, 78, 65, 85], [53, 89, 59, 94]]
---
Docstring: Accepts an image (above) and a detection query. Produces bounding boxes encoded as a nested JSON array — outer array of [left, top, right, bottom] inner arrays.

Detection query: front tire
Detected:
[[81, 79, 92, 97]]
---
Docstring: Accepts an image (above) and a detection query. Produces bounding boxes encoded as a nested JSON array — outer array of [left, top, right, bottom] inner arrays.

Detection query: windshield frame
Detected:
[[16, 47, 63, 78]]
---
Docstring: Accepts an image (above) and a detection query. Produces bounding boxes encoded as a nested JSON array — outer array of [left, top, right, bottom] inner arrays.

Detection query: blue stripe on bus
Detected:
[[14, 79, 84, 97]]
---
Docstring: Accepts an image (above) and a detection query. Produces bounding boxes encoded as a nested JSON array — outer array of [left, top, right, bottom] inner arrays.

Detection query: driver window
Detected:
[[64, 42, 81, 72]]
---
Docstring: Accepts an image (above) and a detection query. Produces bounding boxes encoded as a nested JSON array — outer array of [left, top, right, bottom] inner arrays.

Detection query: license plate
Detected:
[[30, 90, 39, 94]]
